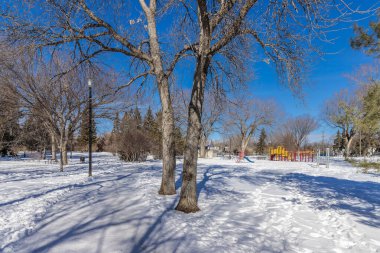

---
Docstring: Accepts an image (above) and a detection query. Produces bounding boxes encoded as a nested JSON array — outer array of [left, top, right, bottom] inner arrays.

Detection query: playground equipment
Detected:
[[243, 156, 255, 163], [235, 152, 255, 163], [316, 148, 330, 168], [269, 146, 314, 162]]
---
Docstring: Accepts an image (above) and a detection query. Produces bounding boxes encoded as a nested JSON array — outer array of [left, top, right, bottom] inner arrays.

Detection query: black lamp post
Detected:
[[88, 79, 93, 177]]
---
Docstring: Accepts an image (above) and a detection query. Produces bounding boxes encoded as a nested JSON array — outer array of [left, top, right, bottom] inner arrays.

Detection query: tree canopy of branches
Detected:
[[2, 0, 376, 213], [224, 96, 276, 156], [173, 87, 225, 158], [283, 115, 318, 151], [1, 0, 198, 195], [174, 0, 371, 213], [0, 48, 114, 171], [344, 62, 380, 156]]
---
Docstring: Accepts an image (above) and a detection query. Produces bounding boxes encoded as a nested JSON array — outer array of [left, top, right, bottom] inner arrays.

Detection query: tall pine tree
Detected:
[[120, 111, 131, 132], [143, 107, 155, 132], [256, 128, 267, 155], [333, 130, 343, 153]]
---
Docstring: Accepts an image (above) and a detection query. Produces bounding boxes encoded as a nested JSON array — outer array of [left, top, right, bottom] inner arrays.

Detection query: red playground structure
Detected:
[[269, 146, 314, 162]]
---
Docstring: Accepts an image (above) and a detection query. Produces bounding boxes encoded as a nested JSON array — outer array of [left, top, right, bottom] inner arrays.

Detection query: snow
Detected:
[[1, 153, 379, 253]]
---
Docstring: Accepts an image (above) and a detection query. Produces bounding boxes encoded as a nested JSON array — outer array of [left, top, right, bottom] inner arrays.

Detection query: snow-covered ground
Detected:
[[1, 153, 379, 253]]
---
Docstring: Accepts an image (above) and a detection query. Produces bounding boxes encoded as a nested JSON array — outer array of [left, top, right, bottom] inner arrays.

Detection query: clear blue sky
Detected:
[[249, 27, 375, 142], [97, 2, 379, 143]]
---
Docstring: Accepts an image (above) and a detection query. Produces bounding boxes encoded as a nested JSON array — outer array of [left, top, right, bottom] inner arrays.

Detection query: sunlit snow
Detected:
[[1, 153, 379, 253]]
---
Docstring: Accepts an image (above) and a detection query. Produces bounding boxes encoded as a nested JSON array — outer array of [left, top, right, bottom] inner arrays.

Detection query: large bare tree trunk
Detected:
[[176, 56, 210, 213], [241, 138, 249, 156], [241, 131, 254, 156], [176, 1, 211, 213], [51, 134, 57, 161], [158, 78, 176, 195], [141, 2, 176, 195]]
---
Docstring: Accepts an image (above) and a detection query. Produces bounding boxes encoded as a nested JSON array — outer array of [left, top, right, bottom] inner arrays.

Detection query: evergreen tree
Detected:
[[0, 91, 20, 156], [116, 107, 150, 162], [0, 117, 20, 156], [152, 111, 163, 158], [351, 15, 380, 57], [112, 112, 121, 134], [362, 83, 380, 132], [174, 126, 185, 156], [256, 128, 267, 155], [333, 130, 343, 153], [109, 112, 121, 154], [22, 115, 50, 152], [143, 106, 155, 131], [120, 111, 129, 132], [133, 107, 142, 129], [78, 106, 97, 148]]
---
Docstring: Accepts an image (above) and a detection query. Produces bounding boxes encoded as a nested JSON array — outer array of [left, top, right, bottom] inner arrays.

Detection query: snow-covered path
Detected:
[[1, 154, 379, 253]]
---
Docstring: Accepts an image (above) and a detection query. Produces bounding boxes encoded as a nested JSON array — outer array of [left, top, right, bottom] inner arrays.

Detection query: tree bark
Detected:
[[175, 1, 211, 213], [59, 132, 64, 172], [158, 77, 176, 195], [241, 131, 254, 156], [345, 137, 354, 158], [200, 133, 206, 158], [140, 3, 176, 195], [62, 140, 68, 165], [51, 134, 57, 161], [176, 56, 210, 213], [241, 137, 249, 156]]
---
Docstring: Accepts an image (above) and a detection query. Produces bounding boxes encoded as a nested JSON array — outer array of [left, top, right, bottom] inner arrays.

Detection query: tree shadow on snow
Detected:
[[279, 173, 380, 228], [3, 164, 191, 253], [196, 165, 246, 201], [129, 167, 190, 253]]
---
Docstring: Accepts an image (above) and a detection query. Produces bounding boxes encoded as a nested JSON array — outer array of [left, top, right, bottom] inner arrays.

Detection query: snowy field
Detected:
[[0, 153, 379, 253]]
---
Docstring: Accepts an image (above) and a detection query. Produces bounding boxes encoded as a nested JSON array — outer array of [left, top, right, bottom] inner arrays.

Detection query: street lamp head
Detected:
[[88, 79, 92, 87]]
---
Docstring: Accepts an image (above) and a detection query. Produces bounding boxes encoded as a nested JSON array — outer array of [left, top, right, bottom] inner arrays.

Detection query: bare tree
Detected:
[[224, 96, 276, 156], [283, 115, 319, 150], [172, 87, 225, 158], [1, 0, 196, 194], [199, 89, 225, 158], [270, 129, 297, 151], [0, 49, 114, 171], [176, 0, 369, 212]]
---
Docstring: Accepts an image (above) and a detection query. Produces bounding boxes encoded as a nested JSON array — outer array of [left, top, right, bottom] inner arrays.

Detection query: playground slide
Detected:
[[244, 156, 255, 163]]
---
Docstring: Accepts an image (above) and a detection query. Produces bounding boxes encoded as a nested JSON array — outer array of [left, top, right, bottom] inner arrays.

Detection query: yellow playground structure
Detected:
[[269, 146, 314, 162]]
